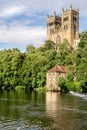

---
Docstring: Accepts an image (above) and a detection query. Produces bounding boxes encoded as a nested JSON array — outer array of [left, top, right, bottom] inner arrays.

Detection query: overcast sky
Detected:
[[0, 0, 87, 51]]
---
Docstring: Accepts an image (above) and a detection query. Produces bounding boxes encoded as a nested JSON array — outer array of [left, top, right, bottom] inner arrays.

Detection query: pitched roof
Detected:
[[47, 65, 67, 73]]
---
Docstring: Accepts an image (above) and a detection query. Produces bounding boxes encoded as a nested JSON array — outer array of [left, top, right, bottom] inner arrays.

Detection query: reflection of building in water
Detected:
[[46, 65, 67, 91], [46, 92, 60, 117]]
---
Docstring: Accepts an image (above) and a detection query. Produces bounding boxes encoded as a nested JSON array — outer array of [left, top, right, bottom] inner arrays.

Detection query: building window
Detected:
[[53, 72, 56, 75], [73, 16, 76, 21], [48, 72, 55, 75], [59, 73, 61, 76], [56, 35, 61, 44], [64, 25, 68, 30], [55, 22, 61, 26], [74, 25, 76, 30], [49, 22, 54, 26], [63, 17, 69, 21]]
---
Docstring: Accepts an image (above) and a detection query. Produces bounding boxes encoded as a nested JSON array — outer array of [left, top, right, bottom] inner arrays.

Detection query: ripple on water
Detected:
[[62, 106, 87, 114], [0, 91, 87, 130]]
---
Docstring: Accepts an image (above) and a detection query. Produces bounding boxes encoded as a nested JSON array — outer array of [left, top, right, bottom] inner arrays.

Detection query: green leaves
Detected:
[[0, 32, 87, 92], [58, 78, 68, 92], [44, 40, 55, 50], [79, 31, 87, 48], [55, 39, 73, 65], [0, 49, 24, 89]]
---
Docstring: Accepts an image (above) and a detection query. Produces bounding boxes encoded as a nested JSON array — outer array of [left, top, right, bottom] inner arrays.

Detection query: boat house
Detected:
[[46, 65, 67, 91]]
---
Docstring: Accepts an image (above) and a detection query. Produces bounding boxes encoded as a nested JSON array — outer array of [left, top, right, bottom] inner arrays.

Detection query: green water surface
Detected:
[[0, 90, 87, 130]]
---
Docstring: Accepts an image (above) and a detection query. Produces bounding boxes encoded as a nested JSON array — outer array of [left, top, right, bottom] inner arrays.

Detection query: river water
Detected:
[[0, 90, 87, 130]]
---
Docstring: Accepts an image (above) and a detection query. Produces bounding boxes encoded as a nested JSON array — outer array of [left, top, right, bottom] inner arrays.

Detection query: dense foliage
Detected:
[[0, 41, 57, 90], [58, 31, 87, 92], [0, 31, 87, 92]]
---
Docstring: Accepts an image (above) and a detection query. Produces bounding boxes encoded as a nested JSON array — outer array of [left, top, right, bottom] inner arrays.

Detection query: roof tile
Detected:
[[47, 65, 67, 73]]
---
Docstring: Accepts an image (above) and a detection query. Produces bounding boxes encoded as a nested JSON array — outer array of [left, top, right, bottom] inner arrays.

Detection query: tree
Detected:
[[58, 78, 68, 92], [56, 39, 73, 65], [74, 31, 87, 92], [79, 31, 87, 48], [26, 45, 35, 53], [42, 40, 55, 51]]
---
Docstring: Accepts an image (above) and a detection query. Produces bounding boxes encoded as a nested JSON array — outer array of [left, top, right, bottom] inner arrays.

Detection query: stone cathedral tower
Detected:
[[47, 5, 79, 50]]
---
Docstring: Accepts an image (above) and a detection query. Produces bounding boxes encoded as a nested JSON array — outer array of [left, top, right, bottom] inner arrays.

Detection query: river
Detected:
[[0, 90, 87, 130]]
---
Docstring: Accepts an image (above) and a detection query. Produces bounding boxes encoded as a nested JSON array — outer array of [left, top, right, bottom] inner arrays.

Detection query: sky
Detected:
[[0, 0, 87, 51]]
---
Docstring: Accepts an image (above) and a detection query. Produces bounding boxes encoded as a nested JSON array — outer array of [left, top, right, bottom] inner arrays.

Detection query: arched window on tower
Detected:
[[56, 35, 61, 45], [55, 35, 61, 50]]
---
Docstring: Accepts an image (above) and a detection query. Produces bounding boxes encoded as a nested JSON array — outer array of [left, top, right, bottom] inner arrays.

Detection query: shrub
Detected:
[[58, 78, 68, 92]]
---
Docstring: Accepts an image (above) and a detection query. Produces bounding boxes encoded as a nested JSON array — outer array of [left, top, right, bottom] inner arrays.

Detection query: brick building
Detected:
[[46, 65, 67, 91]]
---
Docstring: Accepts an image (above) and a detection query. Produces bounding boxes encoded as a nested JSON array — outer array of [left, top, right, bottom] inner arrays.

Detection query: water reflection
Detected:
[[46, 92, 61, 117], [46, 92, 87, 130], [0, 90, 87, 130]]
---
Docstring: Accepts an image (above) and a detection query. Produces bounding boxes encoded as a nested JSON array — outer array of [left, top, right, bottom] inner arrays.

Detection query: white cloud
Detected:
[[0, 24, 46, 47], [0, 0, 87, 50], [0, 0, 87, 17], [0, 5, 26, 17]]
